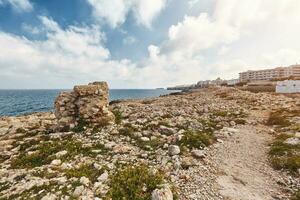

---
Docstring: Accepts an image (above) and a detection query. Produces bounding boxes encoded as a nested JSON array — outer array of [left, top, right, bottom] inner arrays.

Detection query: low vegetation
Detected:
[[267, 110, 291, 127], [290, 191, 300, 200], [63, 163, 106, 183], [10, 136, 104, 169], [106, 164, 165, 200], [112, 109, 123, 124], [178, 130, 215, 150], [71, 118, 88, 133], [6, 182, 70, 200], [268, 134, 300, 174]]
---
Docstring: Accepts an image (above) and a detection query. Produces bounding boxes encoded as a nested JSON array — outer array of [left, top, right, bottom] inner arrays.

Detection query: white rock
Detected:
[[191, 149, 205, 159], [140, 137, 150, 142], [295, 132, 300, 138], [151, 185, 173, 200], [51, 159, 62, 166], [168, 145, 180, 156], [80, 176, 90, 186], [61, 163, 72, 170], [55, 150, 68, 158], [283, 137, 299, 145], [73, 185, 84, 197], [41, 193, 57, 200], [97, 171, 109, 182]]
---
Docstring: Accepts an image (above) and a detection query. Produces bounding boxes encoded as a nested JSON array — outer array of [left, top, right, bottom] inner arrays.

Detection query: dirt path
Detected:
[[214, 112, 285, 200]]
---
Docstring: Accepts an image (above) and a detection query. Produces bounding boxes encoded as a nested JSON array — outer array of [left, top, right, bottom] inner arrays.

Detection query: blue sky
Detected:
[[0, 0, 300, 89]]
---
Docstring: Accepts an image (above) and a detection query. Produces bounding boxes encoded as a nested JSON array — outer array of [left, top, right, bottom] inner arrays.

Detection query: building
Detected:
[[226, 79, 239, 86], [196, 80, 210, 88], [276, 80, 300, 93], [239, 65, 300, 82]]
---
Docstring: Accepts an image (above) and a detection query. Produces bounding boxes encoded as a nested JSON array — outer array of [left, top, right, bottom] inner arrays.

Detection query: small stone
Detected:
[[168, 145, 180, 156], [151, 185, 173, 200], [97, 171, 109, 182], [55, 150, 68, 158], [217, 139, 224, 143], [191, 149, 205, 159], [80, 176, 90, 186], [230, 121, 236, 126], [140, 137, 150, 142], [51, 159, 62, 166], [73, 185, 84, 197]]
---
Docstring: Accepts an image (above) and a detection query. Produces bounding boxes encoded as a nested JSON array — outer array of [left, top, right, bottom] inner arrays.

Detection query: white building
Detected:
[[226, 79, 239, 86], [239, 65, 300, 82], [276, 80, 300, 93]]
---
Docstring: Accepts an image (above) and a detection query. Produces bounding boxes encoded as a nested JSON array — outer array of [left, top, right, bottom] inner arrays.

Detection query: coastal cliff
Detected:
[[0, 85, 299, 200]]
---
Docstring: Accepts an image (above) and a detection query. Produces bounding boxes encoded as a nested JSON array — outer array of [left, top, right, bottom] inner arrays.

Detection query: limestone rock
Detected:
[[151, 185, 173, 200], [73, 186, 85, 197], [168, 145, 180, 156], [51, 159, 62, 166], [54, 82, 115, 130], [283, 137, 299, 145], [191, 149, 205, 159], [80, 176, 90, 186]]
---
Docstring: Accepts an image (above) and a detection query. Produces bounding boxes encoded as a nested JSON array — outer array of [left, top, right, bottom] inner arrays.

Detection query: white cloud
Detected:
[[87, 0, 167, 28], [139, 0, 300, 85], [2, 0, 300, 89], [0, 17, 139, 88], [0, 0, 33, 12]]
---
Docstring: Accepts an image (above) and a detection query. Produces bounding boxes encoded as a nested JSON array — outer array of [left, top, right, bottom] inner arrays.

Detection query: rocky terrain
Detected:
[[0, 86, 299, 200]]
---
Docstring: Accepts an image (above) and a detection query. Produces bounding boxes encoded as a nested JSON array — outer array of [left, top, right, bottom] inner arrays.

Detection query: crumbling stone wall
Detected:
[[54, 81, 115, 130]]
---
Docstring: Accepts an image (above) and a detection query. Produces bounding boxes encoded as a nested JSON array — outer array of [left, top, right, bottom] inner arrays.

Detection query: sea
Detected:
[[0, 89, 179, 116]]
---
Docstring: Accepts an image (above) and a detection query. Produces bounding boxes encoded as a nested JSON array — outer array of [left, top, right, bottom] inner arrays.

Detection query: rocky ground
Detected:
[[0, 87, 299, 200]]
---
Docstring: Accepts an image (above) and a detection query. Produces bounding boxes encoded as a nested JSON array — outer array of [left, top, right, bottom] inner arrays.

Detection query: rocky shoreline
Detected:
[[0, 86, 299, 200]]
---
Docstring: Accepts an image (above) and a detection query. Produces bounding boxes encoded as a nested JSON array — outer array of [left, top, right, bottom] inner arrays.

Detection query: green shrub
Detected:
[[178, 130, 215, 149], [119, 123, 137, 137], [136, 138, 164, 150], [113, 109, 123, 124], [106, 165, 165, 200], [63, 164, 106, 183], [10, 137, 99, 169], [234, 118, 246, 124], [158, 121, 171, 127], [269, 134, 300, 174], [72, 118, 88, 133], [267, 111, 291, 127], [213, 111, 228, 117]]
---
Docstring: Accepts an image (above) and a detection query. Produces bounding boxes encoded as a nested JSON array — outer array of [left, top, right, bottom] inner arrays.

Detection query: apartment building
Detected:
[[239, 65, 300, 82]]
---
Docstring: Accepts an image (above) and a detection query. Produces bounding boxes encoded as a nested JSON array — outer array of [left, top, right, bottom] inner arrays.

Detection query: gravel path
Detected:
[[213, 112, 287, 200]]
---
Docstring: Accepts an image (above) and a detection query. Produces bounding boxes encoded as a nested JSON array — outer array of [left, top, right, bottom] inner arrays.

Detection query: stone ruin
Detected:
[[54, 81, 115, 130]]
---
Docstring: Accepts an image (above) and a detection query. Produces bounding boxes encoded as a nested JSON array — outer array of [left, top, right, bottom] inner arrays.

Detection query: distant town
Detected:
[[167, 64, 300, 93]]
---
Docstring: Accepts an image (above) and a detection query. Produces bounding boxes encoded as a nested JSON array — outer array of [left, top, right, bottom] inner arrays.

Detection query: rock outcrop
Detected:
[[54, 81, 114, 130]]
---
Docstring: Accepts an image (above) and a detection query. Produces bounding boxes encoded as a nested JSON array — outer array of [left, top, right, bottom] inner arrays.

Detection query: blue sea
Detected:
[[0, 89, 178, 116]]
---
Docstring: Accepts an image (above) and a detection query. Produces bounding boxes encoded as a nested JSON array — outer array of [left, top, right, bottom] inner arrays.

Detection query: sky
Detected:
[[0, 0, 300, 89]]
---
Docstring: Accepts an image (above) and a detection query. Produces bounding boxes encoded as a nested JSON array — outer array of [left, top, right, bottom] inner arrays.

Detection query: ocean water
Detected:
[[0, 89, 178, 116]]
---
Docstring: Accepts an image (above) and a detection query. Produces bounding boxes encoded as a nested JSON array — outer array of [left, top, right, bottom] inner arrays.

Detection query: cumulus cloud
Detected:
[[140, 0, 300, 85], [0, 0, 33, 12], [1, 0, 300, 89], [87, 0, 167, 28], [0, 16, 139, 88]]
